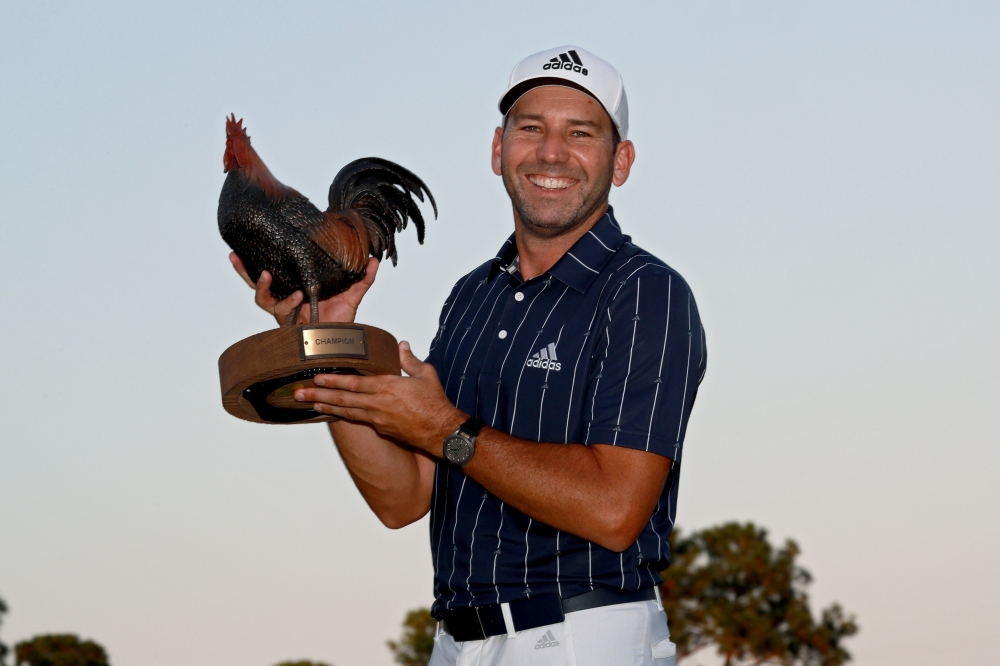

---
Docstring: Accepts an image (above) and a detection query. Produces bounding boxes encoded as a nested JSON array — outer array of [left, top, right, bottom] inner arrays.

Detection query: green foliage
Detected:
[[386, 608, 436, 666], [0, 596, 8, 666], [14, 635, 108, 666], [658, 522, 858, 666], [271, 661, 333, 666]]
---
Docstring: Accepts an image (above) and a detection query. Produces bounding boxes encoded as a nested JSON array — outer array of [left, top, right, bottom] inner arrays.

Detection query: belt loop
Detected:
[[654, 586, 664, 612], [434, 620, 443, 642], [474, 606, 487, 640], [500, 602, 517, 637]]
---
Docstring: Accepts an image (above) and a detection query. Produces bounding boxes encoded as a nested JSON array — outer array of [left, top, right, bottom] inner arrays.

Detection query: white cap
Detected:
[[498, 45, 629, 140]]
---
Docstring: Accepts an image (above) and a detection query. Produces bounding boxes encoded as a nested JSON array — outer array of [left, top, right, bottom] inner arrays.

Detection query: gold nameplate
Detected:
[[298, 325, 369, 360]]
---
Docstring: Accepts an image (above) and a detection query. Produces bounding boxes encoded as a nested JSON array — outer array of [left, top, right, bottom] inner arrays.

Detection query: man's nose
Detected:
[[536, 130, 570, 164]]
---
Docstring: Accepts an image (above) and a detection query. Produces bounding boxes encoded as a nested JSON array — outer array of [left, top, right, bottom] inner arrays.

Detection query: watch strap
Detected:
[[459, 417, 486, 438]]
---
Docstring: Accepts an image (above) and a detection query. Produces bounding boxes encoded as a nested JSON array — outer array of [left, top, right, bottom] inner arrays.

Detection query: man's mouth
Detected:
[[527, 175, 576, 190]]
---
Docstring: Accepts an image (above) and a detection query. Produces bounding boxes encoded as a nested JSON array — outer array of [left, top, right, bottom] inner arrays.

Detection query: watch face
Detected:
[[444, 434, 473, 466]]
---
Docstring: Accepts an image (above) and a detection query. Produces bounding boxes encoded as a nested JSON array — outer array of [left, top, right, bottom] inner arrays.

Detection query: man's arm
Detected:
[[464, 430, 670, 552], [326, 419, 436, 529], [229, 253, 435, 528], [295, 344, 671, 552]]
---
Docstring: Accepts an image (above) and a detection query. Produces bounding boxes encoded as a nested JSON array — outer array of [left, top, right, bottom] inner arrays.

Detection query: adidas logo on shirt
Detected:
[[534, 629, 561, 650], [542, 49, 588, 76], [526, 343, 561, 371]]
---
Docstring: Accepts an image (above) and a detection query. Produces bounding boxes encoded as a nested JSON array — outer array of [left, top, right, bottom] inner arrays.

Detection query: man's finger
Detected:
[[229, 252, 256, 289], [254, 270, 275, 307], [314, 373, 383, 394], [295, 387, 373, 408], [338, 257, 380, 308], [360, 257, 380, 287], [399, 340, 426, 377], [273, 291, 304, 319], [313, 402, 370, 422]]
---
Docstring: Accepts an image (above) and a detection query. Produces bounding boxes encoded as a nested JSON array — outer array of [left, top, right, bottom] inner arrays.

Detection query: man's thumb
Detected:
[[399, 340, 424, 376]]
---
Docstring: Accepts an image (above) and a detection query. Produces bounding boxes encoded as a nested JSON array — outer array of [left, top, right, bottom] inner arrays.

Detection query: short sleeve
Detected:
[[583, 270, 706, 461]]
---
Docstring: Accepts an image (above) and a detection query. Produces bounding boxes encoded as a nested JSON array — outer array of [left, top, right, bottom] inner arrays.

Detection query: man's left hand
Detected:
[[295, 342, 465, 454]]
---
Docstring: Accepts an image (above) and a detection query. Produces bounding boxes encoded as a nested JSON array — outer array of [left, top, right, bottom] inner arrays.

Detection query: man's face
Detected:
[[492, 86, 631, 237]]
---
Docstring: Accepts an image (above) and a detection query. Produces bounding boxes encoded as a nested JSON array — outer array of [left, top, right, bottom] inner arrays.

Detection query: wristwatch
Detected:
[[443, 417, 486, 467]]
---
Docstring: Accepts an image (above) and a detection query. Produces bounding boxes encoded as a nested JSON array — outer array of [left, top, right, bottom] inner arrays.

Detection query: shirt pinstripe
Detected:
[[425, 208, 706, 615]]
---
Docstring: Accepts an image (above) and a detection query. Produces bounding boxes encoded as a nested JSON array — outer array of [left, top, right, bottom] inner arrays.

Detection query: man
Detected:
[[233, 46, 705, 666]]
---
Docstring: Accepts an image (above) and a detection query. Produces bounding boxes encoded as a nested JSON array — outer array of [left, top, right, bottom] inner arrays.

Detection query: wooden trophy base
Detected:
[[218, 323, 400, 424]]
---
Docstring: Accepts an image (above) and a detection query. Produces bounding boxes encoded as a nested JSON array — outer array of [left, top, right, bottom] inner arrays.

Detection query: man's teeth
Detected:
[[528, 175, 574, 190]]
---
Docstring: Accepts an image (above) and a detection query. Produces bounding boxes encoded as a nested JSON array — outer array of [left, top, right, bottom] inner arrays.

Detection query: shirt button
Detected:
[[514, 292, 525, 302], [498, 330, 508, 339]]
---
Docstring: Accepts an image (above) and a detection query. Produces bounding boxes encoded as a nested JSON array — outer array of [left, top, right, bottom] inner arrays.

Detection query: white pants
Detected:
[[429, 600, 677, 666]]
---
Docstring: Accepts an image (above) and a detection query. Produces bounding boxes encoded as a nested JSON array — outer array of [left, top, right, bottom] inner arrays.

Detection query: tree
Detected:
[[0, 596, 8, 666], [658, 522, 858, 666], [386, 608, 436, 666], [14, 635, 108, 666]]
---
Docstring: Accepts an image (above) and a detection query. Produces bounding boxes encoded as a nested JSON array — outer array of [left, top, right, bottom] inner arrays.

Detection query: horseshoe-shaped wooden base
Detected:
[[218, 323, 400, 424]]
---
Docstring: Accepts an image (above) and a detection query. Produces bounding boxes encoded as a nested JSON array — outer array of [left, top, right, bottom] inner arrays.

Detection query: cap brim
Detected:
[[499, 77, 602, 115]]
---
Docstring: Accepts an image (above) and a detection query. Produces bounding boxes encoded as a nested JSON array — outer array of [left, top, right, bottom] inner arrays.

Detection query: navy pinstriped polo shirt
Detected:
[[425, 207, 706, 616]]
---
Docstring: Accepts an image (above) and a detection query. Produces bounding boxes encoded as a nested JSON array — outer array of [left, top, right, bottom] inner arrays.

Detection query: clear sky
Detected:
[[1, 2, 997, 665]]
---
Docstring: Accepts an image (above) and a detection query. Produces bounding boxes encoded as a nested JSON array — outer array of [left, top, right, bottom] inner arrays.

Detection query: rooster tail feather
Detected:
[[327, 158, 436, 265]]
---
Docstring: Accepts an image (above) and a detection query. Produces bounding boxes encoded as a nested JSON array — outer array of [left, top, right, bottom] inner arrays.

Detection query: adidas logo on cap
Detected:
[[534, 629, 561, 650], [542, 49, 588, 76], [526, 342, 561, 371]]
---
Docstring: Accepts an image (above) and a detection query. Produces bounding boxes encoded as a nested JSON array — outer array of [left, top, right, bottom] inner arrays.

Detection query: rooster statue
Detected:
[[218, 114, 435, 323]]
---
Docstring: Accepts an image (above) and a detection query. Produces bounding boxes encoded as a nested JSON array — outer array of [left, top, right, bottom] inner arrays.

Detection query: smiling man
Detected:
[[234, 46, 705, 666]]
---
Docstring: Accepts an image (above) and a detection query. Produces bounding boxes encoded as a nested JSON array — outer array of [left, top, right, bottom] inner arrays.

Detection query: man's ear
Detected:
[[491, 126, 504, 176], [612, 140, 635, 187]]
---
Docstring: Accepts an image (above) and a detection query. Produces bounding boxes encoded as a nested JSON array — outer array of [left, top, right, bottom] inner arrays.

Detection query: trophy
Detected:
[[216, 115, 435, 424]]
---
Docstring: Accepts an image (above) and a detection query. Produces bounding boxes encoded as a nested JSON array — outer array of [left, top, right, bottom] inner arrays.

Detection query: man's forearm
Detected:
[[327, 420, 434, 529], [460, 428, 670, 552]]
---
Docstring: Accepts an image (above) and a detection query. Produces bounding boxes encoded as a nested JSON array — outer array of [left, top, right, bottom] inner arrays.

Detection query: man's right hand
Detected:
[[229, 253, 380, 325]]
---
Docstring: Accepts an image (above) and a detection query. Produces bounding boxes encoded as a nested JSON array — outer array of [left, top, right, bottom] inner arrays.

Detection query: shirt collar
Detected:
[[488, 206, 626, 292]]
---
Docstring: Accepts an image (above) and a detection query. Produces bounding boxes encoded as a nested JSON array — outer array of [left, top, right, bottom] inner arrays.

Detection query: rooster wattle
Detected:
[[218, 114, 436, 323]]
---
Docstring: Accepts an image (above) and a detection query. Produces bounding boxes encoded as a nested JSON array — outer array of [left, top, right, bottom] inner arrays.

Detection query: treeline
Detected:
[[1, 522, 856, 666], [0, 630, 108, 666]]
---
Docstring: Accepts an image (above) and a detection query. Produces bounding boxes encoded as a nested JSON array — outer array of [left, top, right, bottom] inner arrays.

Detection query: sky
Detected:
[[0, 1, 997, 665]]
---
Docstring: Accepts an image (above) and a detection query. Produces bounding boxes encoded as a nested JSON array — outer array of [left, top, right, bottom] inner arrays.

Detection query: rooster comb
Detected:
[[225, 113, 247, 140]]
